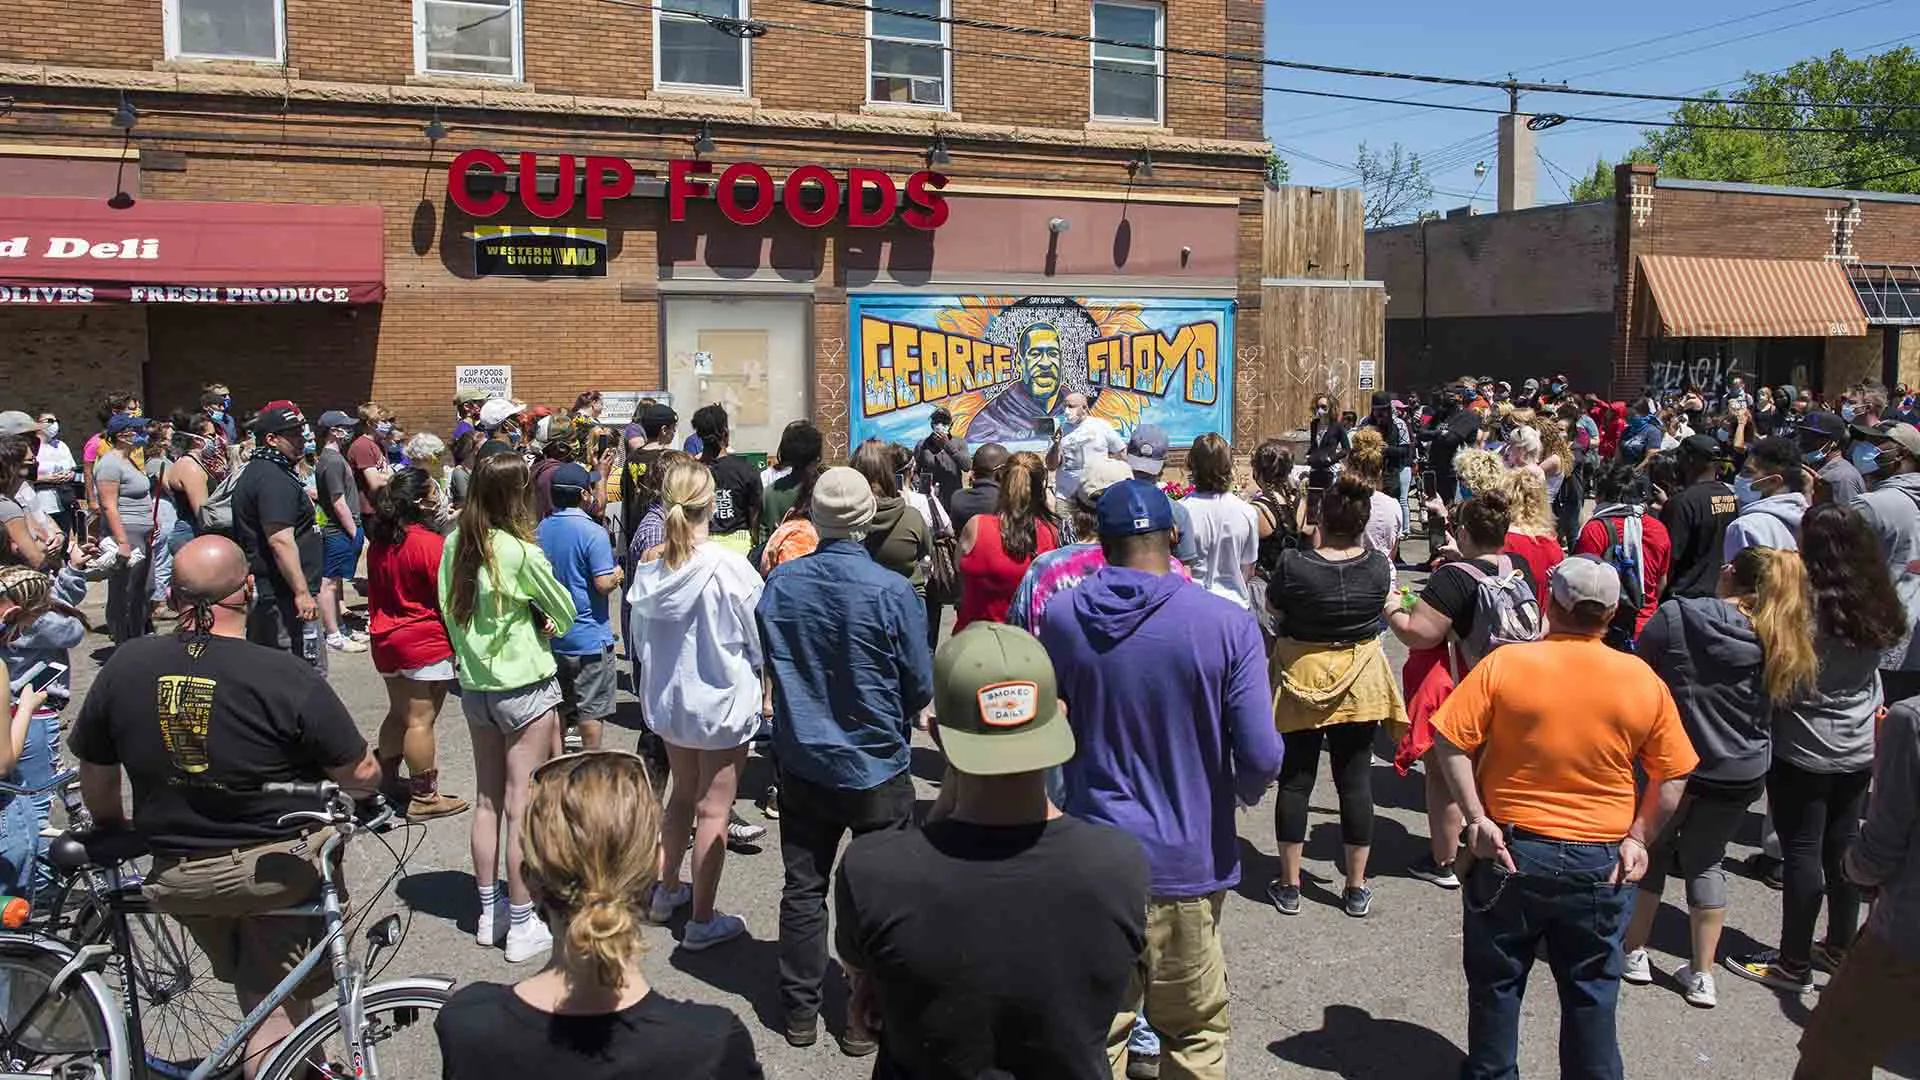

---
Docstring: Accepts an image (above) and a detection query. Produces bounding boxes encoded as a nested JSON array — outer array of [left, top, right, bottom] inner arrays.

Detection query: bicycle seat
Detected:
[[48, 828, 150, 873]]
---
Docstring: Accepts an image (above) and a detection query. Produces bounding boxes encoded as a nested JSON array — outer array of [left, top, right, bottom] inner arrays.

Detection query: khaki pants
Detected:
[[1107, 891, 1229, 1080], [1795, 930, 1920, 1079]]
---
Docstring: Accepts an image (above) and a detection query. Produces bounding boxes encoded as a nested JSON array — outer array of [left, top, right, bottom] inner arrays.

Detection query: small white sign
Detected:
[[598, 391, 670, 427], [456, 364, 512, 401], [1357, 360, 1377, 392]]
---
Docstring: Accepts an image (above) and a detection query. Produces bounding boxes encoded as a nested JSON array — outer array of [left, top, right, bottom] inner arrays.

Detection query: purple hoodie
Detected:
[[1039, 566, 1283, 898]]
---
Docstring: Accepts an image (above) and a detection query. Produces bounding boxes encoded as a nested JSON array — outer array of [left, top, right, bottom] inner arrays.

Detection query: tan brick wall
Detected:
[[0, 306, 147, 428]]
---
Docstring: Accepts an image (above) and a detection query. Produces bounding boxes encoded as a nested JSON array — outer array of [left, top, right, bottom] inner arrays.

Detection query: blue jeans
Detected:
[[0, 796, 34, 899], [1397, 466, 1413, 533], [15, 709, 59, 896], [1461, 831, 1634, 1080], [1128, 1014, 1161, 1055]]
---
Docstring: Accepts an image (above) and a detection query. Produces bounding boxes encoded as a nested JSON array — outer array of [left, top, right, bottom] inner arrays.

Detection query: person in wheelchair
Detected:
[[67, 534, 380, 1077]]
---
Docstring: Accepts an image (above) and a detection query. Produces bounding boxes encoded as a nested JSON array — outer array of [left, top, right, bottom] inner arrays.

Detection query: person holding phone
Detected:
[[0, 565, 65, 898]]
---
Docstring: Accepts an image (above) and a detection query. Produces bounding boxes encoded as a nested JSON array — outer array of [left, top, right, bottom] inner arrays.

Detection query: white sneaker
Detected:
[[503, 917, 554, 964], [1623, 948, 1653, 985], [474, 896, 508, 948], [679, 912, 747, 952], [1677, 964, 1717, 1008], [347, 629, 370, 644], [326, 633, 368, 654], [648, 882, 691, 924]]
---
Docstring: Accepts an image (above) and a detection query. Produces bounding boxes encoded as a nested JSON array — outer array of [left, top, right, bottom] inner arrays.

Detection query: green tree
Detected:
[[1265, 150, 1291, 189], [1585, 46, 1920, 194], [1568, 157, 1617, 202], [1355, 141, 1434, 228]]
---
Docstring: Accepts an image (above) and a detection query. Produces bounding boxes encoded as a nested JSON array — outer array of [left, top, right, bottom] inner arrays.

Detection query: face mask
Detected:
[[207, 408, 226, 421], [1841, 404, 1857, 421], [375, 421, 394, 437], [1803, 446, 1828, 466], [1714, 428, 1731, 444], [1314, 406, 1328, 417], [1734, 474, 1767, 508], [304, 439, 317, 456], [1851, 442, 1883, 476], [41, 421, 57, 439], [933, 423, 951, 439], [130, 433, 148, 448]]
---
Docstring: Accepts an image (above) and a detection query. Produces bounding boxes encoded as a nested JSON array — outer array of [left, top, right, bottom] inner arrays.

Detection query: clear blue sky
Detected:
[[1263, 0, 1917, 212]]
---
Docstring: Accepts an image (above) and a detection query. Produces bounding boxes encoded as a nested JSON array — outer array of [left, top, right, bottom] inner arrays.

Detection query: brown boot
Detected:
[[406, 770, 469, 821]]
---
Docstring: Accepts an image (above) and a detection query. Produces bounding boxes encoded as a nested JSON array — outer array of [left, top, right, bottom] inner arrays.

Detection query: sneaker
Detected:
[[1407, 854, 1461, 889], [406, 791, 470, 821], [1811, 940, 1848, 974], [837, 1027, 879, 1058], [784, 1017, 819, 1048], [679, 912, 747, 952], [1343, 885, 1373, 918], [474, 896, 508, 948], [1622, 948, 1653, 985], [348, 629, 370, 644], [1723, 949, 1814, 994], [1265, 879, 1302, 916], [503, 917, 553, 964], [1748, 853, 1785, 891], [1676, 964, 1718, 1008], [561, 726, 584, 753], [727, 811, 767, 847], [326, 634, 368, 654], [647, 881, 691, 924], [759, 785, 780, 820], [1125, 1052, 1162, 1080]]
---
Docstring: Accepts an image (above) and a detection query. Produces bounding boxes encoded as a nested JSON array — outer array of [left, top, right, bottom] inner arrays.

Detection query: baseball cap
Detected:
[[104, 413, 150, 436], [0, 411, 41, 437], [316, 410, 356, 431], [1125, 425, 1170, 476], [1076, 458, 1133, 506], [932, 624, 1074, 777], [1096, 478, 1175, 538], [455, 388, 491, 403], [1870, 422, 1920, 462], [1678, 433, 1726, 460], [246, 403, 305, 434], [1797, 411, 1848, 441], [549, 462, 593, 491], [640, 403, 677, 431], [478, 398, 526, 430], [1550, 554, 1621, 611]]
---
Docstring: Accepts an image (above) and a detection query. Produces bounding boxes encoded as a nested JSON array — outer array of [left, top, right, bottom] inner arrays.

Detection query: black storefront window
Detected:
[[1648, 337, 1822, 393]]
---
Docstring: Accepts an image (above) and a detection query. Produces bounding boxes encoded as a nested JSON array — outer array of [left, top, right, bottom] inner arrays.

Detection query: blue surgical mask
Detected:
[[130, 432, 148, 447], [1851, 442, 1883, 476], [41, 421, 57, 439], [1841, 404, 1857, 421], [1714, 428, 1731, 444], [1803, 447, 1828, 466], [1734, 474, 1765, 508]]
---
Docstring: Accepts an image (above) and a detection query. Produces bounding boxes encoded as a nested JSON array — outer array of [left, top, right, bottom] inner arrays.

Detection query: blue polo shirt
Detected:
[[535, 508, 617, 656]]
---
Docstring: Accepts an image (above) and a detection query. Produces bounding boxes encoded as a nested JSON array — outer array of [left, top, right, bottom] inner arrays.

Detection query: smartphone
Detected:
[[1031, 416, 1058, 437], [1304, 485, 1327, 527], [8, 661, 66, 698], [1420, 469, 1438, 500]]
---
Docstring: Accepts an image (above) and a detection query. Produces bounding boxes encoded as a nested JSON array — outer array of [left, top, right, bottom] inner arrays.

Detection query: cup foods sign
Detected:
[[447, 149, 951, 230]]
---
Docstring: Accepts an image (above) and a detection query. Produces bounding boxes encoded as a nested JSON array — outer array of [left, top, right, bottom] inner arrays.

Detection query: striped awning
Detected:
[[1638, 255, 1868, 339]]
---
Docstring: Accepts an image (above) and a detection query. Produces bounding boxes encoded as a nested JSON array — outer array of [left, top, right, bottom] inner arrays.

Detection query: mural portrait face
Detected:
[[1019, 323, 1063, 401]]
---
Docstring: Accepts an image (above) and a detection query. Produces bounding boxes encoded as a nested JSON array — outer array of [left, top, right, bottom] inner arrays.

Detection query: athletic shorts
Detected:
[[554, 647, 618, 722], [376, 657, 457, 683], [461, 676, 562, 733], [321, 528, 362, 580]]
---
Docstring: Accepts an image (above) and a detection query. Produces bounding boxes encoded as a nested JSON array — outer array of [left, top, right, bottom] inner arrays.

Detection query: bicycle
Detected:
[[0, 778, 453, 1079]]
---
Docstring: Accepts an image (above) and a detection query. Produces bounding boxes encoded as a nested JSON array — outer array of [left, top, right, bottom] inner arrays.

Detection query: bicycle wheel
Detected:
[[0, 941, 130, 1080], [254, 982, 450, 1080], [115, 913, 248, 1079]]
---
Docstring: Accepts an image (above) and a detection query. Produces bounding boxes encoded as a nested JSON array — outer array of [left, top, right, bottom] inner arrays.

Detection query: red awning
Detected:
[[0, 197, 384, 305]]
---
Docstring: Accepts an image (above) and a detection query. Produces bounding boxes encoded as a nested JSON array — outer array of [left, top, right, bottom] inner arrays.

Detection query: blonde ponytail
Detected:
[[659, 460, 715, 571], [1730, 546, 1818, 703]]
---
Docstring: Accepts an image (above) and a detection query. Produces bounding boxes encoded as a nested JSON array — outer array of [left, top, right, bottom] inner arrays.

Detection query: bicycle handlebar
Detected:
[[261, 780, 339, 800]]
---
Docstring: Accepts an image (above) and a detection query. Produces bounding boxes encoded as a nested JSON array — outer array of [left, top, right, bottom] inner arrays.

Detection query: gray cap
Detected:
[[0, 411, 41, 437], [1550, 554, 1620, 611], [811, 466, 876, 540], [316, 410, 356, 431]]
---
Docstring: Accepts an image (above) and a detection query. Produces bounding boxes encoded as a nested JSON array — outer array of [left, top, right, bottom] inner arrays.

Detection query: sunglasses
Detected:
[[531, 748, 652, 784]]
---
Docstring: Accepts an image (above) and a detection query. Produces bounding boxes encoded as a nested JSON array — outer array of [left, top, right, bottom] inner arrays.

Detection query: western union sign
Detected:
[[472, 226, 608, 278]]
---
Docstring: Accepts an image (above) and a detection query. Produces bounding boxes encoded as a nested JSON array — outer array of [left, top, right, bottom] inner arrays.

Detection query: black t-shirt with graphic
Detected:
[[68, 635, 367, 855], [1660, 479, 1739, 600], [706, 454, 762, 539]]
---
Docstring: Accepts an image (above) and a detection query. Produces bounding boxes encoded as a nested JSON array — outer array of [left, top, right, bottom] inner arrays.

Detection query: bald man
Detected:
[[70, 534, 379, 1076]]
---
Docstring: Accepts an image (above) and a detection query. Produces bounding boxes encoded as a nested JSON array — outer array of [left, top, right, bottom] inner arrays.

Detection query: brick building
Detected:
[[1367, 161, 1920, 400], [0, 0, 1269, 458]]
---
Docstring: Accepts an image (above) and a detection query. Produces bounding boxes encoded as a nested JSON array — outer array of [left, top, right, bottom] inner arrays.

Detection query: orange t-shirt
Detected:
[[1430, 633, 1699, 842]]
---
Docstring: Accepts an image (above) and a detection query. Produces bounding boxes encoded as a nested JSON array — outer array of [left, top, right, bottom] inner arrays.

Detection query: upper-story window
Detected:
[[415, 0, 523, 79], [656, 0, 751, 93], [1090, 0, 1163, 123], [868, 0, 949, 109], [163, 0, 285, 63]]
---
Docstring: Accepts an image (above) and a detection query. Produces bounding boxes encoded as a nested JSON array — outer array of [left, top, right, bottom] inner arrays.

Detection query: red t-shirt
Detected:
[[367, 524, 453, 672], [956, 515, 1059, 631], [345, 434, 388, 516], [1575, 513, 1672, 634], [1501, 531, 1565, 611]]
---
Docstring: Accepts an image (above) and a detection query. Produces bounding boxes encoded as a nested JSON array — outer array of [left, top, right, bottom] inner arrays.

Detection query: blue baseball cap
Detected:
[[105, 414, 150, 436], [1096, 479, 1175, 538], [549, 462, 594, 491]]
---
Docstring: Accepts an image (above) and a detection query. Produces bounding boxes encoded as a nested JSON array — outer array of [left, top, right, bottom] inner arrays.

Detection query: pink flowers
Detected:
[[1160, 480, 1195, 501]]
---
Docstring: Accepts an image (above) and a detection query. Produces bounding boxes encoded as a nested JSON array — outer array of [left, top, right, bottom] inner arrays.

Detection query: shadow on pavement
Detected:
[[669, 933, 857, 1040], [397, 867, 480, 933], [1270, 1002, 1463, 1078]]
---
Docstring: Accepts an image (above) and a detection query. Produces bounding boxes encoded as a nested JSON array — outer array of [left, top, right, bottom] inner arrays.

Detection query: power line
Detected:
[[810, 0, 1919, 111], [1537, 151, 1581, 202], [1557, 0, 1897, 82]]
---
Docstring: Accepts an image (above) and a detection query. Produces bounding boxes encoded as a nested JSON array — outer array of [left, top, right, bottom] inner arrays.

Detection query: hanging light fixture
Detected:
[[110, 92, 139, 131], [424, 107, 448, 143], [928, 136, 952, 167], [693, 122, 716, 157]]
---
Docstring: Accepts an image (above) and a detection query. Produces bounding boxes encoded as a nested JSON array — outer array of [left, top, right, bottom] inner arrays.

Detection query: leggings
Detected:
[[1274, 722, 1377, 846], [1767, 760, 1871, 967]]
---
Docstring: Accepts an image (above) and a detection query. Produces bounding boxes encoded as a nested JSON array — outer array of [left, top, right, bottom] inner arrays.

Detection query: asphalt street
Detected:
[[60, 551, 1917, 1080]]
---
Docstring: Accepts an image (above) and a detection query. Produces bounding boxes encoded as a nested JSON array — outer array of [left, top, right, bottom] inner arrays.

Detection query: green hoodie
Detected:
[[438, 527, 578, 692]]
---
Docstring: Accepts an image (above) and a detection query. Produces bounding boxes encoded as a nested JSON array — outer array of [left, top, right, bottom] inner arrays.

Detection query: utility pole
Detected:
[[1497, 78, 1537, 213]]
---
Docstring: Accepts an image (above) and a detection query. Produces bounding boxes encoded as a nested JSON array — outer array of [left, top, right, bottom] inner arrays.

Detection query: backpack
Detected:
[[1445, 555, 1547, 676], [923, 486, 961, 605], [1595, 510, 1647, 648], [197, 460, 249, 534]]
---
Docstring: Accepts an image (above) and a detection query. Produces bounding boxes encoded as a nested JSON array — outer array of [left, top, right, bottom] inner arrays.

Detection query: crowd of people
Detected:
[[0, 367, 1913, 1078]]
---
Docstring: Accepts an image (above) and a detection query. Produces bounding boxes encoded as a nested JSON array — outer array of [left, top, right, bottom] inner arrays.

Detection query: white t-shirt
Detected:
[[1054, 416, 1126, 499], [1180, 491, 1260, 608], [34, 438, 75, 516]]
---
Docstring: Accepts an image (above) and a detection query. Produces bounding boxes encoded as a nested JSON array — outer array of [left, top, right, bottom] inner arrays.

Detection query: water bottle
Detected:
[[301, 620, 322, 667]]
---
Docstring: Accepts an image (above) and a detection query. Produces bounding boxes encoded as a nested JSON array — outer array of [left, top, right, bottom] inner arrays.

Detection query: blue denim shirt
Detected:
[[757, 539, 932, 791]]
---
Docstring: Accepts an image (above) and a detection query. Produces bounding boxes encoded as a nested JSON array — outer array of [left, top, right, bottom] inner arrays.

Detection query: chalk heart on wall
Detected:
[[817, 339, 850, 454], [1283, 348, 1321, 386], [1324, 357, 1353, 397]]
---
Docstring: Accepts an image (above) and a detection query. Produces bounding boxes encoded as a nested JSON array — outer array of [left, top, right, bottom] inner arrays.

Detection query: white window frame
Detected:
[[1088, 0, 1164, 124], [653, 0, 753, 96], [864, 0, 950, 110], [413, 0, 525, 81], [162, 0, 287, 63]]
